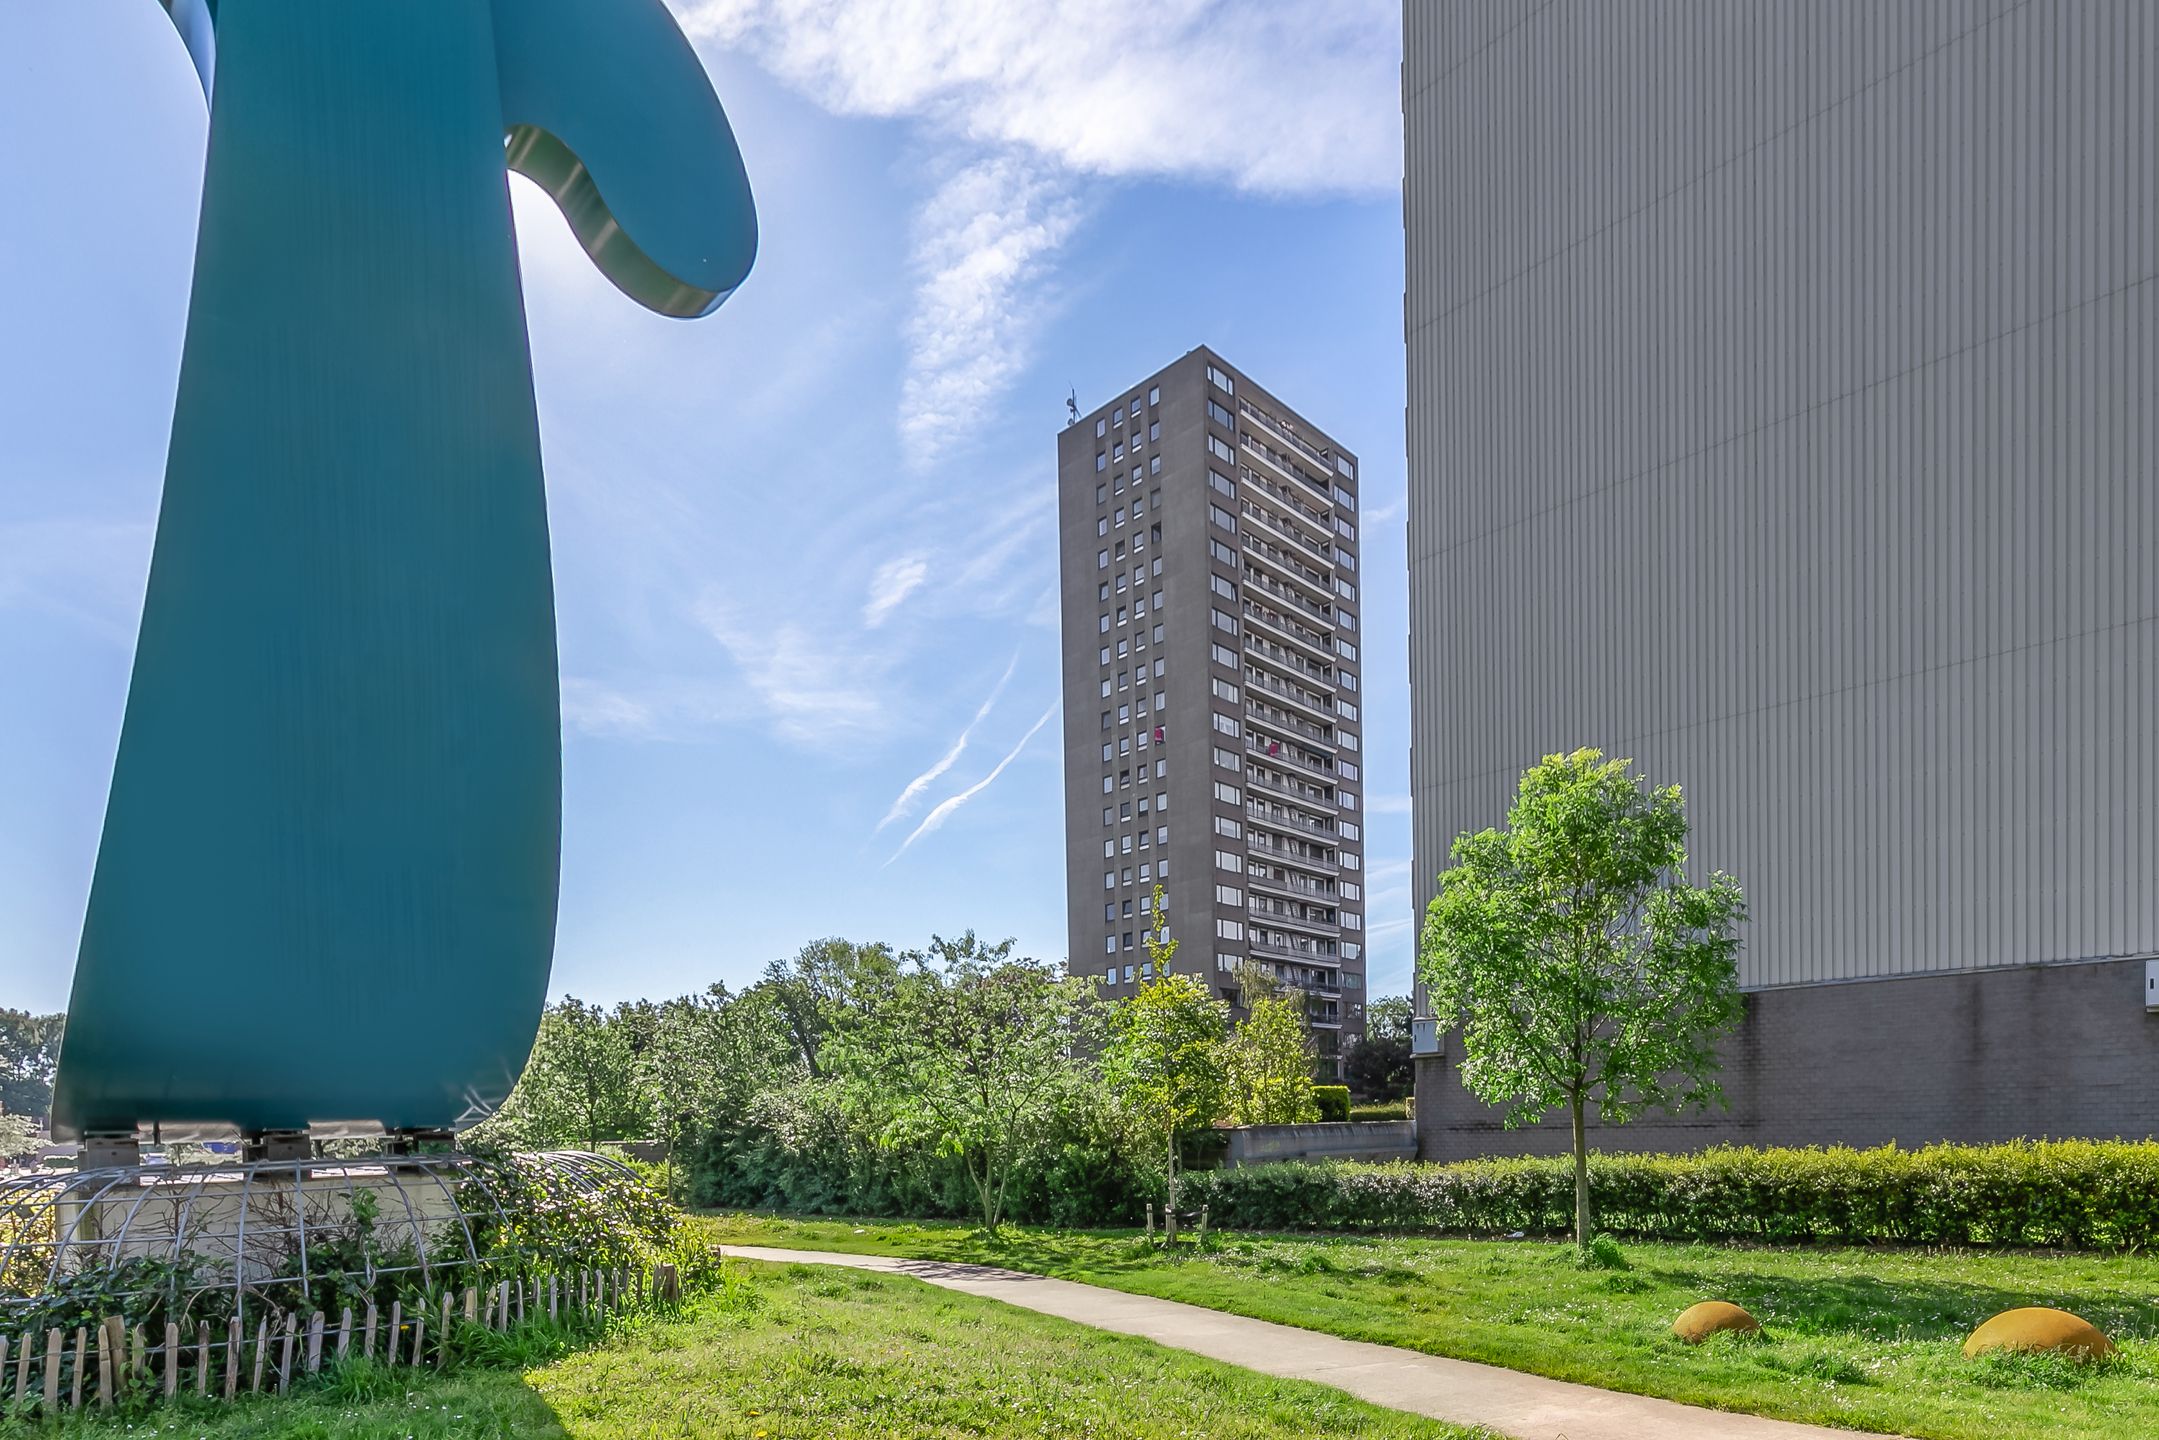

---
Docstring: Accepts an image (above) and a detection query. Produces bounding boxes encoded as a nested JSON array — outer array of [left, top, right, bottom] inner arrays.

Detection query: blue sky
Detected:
[[0, 1, 1414, 1015]]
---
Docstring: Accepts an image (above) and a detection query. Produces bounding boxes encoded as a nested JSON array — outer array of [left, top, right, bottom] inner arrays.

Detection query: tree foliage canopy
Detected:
[[1418, 748, 1745, 1244], [0, 1010, 64, 1123], [1222, 990, 1317, 1126], [827, 932, 1089, 1231]]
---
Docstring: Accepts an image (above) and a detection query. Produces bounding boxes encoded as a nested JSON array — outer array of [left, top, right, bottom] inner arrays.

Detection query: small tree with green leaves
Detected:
[[501, 997, 646, 1152], [1418, 748, 1745, 1250], [1223, 990, 1318, 1126], [830, 933, 1089, 1233], [1104, 889, 1229, 1212], [1343, 994, 1414, 1103]]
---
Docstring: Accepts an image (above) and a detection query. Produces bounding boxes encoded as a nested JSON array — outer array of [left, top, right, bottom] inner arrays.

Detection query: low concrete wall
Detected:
[[1224, 1121, 1415, 1167], [1416, 956, 2159, 1162]]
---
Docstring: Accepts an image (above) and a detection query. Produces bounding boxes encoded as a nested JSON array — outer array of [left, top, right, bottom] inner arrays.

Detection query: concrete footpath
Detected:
[[717, 1244, 1892, 1440]]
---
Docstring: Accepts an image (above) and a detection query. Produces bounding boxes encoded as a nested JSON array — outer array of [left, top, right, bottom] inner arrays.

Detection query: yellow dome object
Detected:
[[1962, 1307, 2114, 1361], [1673, 1300, 1761, 1344]]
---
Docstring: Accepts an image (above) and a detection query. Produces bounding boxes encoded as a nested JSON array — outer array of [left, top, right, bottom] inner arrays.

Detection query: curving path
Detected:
[[717, 1245, 1897, 1440]]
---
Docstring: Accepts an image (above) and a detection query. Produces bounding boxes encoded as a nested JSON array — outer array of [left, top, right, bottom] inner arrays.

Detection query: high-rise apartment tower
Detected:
[[1058, 348, 1368, 1070]]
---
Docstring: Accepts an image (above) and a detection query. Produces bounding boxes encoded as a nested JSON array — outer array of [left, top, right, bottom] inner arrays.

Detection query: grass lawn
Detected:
[[11, 1259, 1483, 1440], [697, 1213, 2159, 1440]]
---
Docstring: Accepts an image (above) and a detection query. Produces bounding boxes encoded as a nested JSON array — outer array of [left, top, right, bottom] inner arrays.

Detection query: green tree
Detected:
[[0, 1010, 64, 1124], [1342, 995, 1414, 1102], [1417, 748, 1745, 1250], [1104, 893, 1228, 1208], [499, 997, 647, 1152], [0, 1112, 38, 1162], [760, 938, 899, 1078], [1222, 990, 1318, 1126], [831, 933, 1089, 1232]]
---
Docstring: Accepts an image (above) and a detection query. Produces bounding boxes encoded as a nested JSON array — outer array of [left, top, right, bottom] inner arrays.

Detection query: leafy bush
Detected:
[[1177, 1140, 2159, 1249], [686, 1081, 1153, 1229], [1312, 1086, 1351, 1123]]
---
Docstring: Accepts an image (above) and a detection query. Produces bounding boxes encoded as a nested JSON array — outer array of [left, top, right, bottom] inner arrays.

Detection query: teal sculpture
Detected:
[[51, 1, 756, 1141]]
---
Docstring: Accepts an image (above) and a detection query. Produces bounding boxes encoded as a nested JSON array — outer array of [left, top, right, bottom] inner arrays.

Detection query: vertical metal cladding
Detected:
[[1404, 2, 2156, 992]]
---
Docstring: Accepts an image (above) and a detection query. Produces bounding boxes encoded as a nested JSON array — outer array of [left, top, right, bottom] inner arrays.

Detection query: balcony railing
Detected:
[[1249, 930, 1340, 961], [1239, 425, 1335, 504], [1238, 397, 1334, 473], [1246, 837, 1339, 876], [1239, 465, 1332, 532], [1244, 633, 1334, 689], [1244, 667, 1334, 722], [1244, 766, 1336, 813], [1247, 801, 1337, 839], [1252, 742, 1329, 790], [1244, 569, 1333, 627], [1239, 502, 1334, 575], [1246, 699, 1334, 749], [1241, 532, 1333, 601], [1242, 607, 1335, 669], [1247, 897, 1339, 931]]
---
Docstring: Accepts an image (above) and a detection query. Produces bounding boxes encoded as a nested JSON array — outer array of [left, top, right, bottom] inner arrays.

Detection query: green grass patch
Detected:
[[9, 1258, 1482, 1439], [699, 1212, 2159, 1440]]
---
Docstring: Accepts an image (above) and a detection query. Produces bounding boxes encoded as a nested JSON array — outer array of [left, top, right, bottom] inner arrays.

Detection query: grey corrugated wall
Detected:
[[1404, 1, 2156, 992]]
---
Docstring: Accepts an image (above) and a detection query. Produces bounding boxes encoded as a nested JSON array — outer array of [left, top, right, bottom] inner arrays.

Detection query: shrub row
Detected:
[[1179, 1140, 2159, 1249]]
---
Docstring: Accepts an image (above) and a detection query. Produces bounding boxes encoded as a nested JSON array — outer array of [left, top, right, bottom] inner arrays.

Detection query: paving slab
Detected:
[[718, 1244, 1897, 1440]]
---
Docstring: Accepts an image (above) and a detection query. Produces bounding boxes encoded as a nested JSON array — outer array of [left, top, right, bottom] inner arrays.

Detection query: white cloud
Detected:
[[888, 698, 1057, 861], [695, 596, 891, 746], [669, 0, 1400, 468], [874, 651, 1018, 831], [670, 0, 1400, 195], [1362, 493, 1406, 524], [1364, 793, 1413, 815], [899, 153, 1082, 470], [561, 677, 659, 737], [862, 553, 929, 627], [1365, 857, 1413, 886]]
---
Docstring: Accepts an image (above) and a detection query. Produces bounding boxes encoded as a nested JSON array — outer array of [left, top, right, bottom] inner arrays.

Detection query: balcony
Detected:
[[1245, 868, 1337, 902], [1238, 397, 1334, 474], [1245, 731, 1336, 779], [1244, 633, 1334, 690], [1244, 570, 1333, 627], [1252, 738, 1329, 781], [1246, 800, 1337, 840], [1246, 699, 1334, 750], [1244, 668, 1334, 724], [1241, 601, 1335, 662], [1241, 533, 1334, 604], [1239, 502, 1334, 576], [1239, 465, 1331, 532], [1239, 426, 1335, 506], [1246, 829, 1338, 869], [1244, 766, 1337, 815], [1247, 898, 1339, 934]]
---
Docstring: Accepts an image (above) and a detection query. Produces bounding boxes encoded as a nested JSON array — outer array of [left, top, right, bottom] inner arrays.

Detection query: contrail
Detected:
[[887, 699, 1058, 863], [873, 650, 1019, 832]]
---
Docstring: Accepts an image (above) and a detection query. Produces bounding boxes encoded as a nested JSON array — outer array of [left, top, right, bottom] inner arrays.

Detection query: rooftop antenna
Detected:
[[1066, 386, 1079, 425]]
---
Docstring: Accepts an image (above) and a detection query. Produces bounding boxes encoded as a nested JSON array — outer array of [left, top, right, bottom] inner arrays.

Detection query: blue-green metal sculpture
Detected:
[[51, 0, 756, 1141]]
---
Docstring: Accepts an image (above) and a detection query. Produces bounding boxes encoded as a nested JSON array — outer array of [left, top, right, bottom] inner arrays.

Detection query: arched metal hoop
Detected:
[[0, 1151, 651, 1333]]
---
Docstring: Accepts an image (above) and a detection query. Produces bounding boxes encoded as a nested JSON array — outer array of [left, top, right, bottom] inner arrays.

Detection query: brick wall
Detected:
[[1414, 957, 2159, 1161]]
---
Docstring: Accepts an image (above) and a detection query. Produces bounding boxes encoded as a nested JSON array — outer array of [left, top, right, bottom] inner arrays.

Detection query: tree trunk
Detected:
[[1570, 1090, 1590, 1251]]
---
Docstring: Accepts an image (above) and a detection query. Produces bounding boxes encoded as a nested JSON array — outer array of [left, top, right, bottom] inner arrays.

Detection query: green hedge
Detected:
[[1180, 1141, 2159, 1249], [1312, 1085, 1352, 1123]]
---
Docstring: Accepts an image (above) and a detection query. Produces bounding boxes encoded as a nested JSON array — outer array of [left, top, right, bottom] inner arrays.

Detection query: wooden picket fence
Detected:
[[0, 1262, 679, 1416]]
